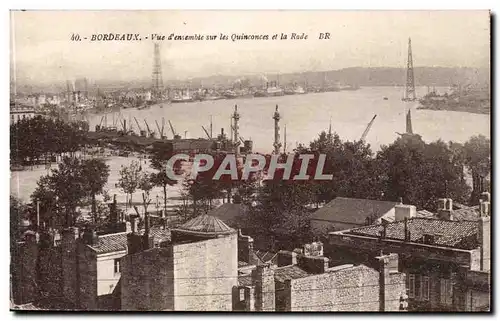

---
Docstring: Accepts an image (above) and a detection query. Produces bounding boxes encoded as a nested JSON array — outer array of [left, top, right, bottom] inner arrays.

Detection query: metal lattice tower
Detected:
[[403, 37, 417, 102], [152, 43, 163, 100], [273, 105, 282, 154]]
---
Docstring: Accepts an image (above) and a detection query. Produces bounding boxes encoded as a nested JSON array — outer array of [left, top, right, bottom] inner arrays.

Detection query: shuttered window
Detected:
[[440, 279, 453, 305], [422, 276, 430, 301], [408, 274, 415, 298]]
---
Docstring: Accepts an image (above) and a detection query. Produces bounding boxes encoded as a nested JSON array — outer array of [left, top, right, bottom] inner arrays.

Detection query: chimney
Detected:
[[376, 253, 399, 311], [478, 216, 490, 271], [251, 263, 275, 311], [395, 204, 416, 221], [404, 218, 411, 242], [130, 215, 139, 234], [143, 210, 152, 250], [238, 230, 255, 264], [303, 241, 323, 257], [277, 250, 297, 267], [61, 227, 79, 305], [479, 200, 490, 217], [83, 228, 99, 245], [437, 198, 453, 220], [108, 194, 118, 224], [380, 221, 388, 239], [297, 254, 329, 274]]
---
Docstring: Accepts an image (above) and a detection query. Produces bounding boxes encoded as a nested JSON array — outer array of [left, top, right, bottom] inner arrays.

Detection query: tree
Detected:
[[81, 159, 110, 223], [376, 135, 470, 210], [463, 135, 491, 205], [10, 196, 30, 254], [118, 160, 143, 210], [150, 145, 184, 215], [138, 172, 155, 216], [31, 157, 91, 227]]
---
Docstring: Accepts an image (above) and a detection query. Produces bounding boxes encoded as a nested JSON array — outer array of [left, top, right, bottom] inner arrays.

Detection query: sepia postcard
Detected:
[[9, 10, 491, 312]]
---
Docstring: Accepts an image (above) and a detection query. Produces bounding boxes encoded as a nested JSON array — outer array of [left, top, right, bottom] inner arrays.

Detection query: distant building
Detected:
[[10, 101, 35, 124], [328, 199, 491, 311]]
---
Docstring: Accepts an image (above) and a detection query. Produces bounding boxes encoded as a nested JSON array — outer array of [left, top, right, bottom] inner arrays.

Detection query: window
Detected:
[[440, 279, 453, 305], [239, 288, 245, 301], [408, 274, 415, 298], [415, 275, 422, 299], [114, 259, 121, 274], [422, 276, 430, 301]]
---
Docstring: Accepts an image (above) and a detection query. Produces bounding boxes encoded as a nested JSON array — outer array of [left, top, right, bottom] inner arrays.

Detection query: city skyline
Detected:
[[11, 10, 490, 86]]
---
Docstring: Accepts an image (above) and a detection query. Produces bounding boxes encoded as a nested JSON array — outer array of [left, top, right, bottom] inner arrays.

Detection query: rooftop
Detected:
[[274, 265, 312, 282], [345, 217, 480, 250], [87, 227, 171, 254], [311, 197, 399, 225], [175, 214, 236, 236], [452, 205, 481, 221]]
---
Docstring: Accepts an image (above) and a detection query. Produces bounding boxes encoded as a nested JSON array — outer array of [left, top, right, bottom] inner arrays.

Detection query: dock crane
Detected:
[[134, 117, 147, 137], [201, 126, 211, 139], [144, 119, 155, 138], [169, 120, 181, 139], [97, 116, 105, 130], [360, 114, 377, 142], [155, 119, 166, 139]]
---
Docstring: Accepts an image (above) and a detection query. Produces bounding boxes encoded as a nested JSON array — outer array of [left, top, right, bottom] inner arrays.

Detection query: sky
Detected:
[[10, 10, 490, 85]]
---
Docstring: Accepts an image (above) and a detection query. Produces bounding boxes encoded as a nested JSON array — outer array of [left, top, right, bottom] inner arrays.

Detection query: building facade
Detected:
[[328, 200, 491, 312]]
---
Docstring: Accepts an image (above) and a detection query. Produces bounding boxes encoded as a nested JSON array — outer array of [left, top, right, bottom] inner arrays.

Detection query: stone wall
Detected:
[[287, 265, 380, 311], [173, 234, 238, 311], [121, 247, 174, 311]]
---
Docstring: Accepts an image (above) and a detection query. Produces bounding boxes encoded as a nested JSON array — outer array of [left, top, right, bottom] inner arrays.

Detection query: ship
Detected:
[[223, 90, 239, 99], [254, 81, 284, 97], [171, 89, 194, 103], [284, 84, 306, 95]]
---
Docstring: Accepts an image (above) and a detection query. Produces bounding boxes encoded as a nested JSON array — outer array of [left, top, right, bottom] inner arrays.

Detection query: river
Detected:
[[11, 86, 490, 205]]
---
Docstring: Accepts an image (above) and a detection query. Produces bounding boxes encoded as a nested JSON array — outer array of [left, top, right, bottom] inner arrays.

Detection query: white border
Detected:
[[2, 2, 498, 320]]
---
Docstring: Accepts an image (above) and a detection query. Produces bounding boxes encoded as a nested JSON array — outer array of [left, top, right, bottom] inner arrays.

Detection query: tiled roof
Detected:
[[274, 265, 311, 282], [347, 218, 479, 250], [452, 205, 480, 221], [145, 227, 171, 245], [88, 232, 128, 254], [310, 197, 398, 225], [88, 228, 171, 254], [176, 214, 236, 235]]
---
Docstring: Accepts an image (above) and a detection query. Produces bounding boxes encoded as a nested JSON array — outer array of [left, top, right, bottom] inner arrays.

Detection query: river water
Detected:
[[11, 86, 490, 206]]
